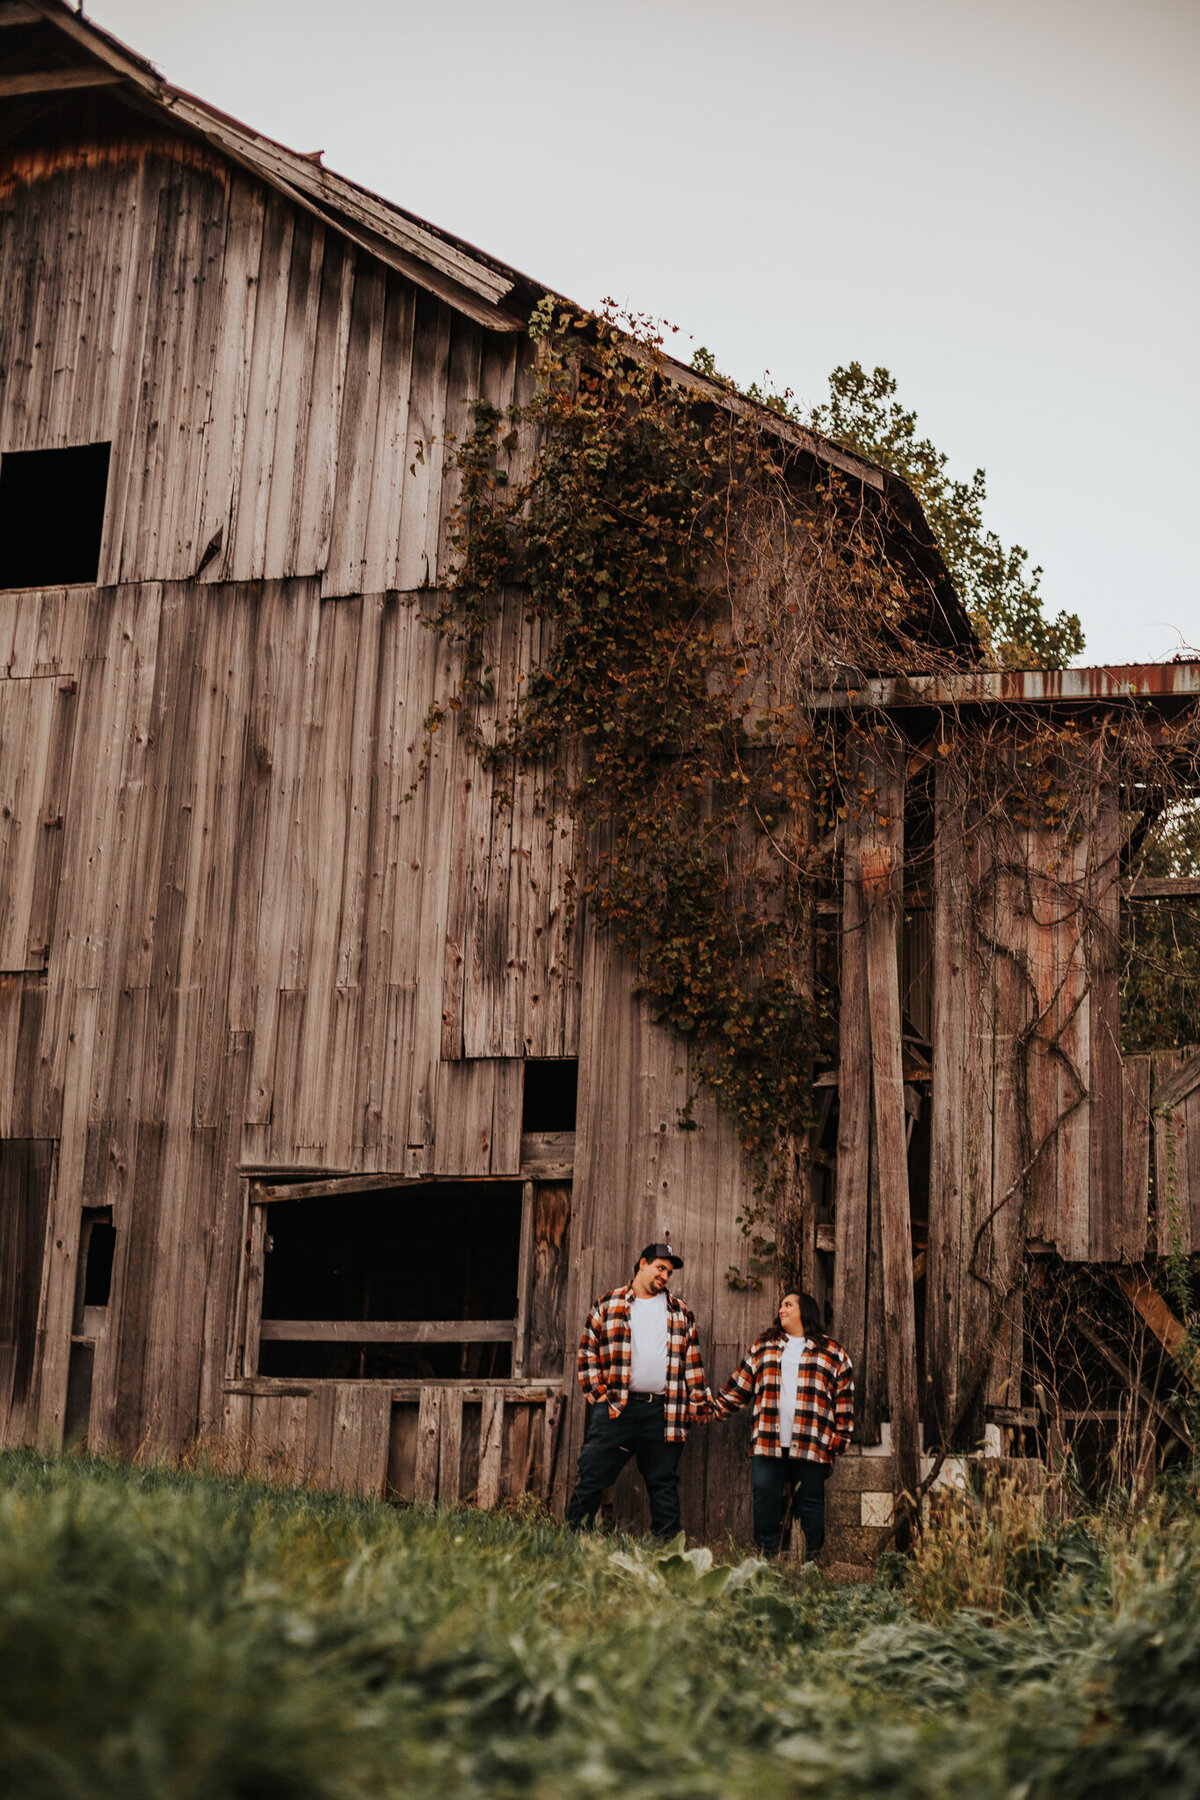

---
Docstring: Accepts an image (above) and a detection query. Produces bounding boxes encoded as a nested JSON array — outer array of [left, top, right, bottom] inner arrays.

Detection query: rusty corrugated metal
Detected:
[[813, 661, 1200, 709]]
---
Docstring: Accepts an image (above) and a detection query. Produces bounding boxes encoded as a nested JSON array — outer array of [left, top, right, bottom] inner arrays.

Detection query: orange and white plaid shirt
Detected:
[[576, 1283, 711, 1444], [712, 1333, 854, 1463]]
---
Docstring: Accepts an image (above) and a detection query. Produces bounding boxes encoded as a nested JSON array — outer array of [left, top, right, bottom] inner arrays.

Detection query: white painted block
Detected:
[[861, 1491, 894, 1527], [920, 1455, 968, 1493]]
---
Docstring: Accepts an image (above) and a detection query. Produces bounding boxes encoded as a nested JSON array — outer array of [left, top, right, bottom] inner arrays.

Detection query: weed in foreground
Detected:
[[2, 1451, 1200, 1799]]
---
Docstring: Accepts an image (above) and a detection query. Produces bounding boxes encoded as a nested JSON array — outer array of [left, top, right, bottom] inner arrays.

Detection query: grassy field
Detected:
[[1, 1452, 1199, 1799]]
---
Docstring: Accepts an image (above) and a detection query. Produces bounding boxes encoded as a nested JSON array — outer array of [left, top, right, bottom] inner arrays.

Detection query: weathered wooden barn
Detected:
[[1, 1, 1196, 1550]]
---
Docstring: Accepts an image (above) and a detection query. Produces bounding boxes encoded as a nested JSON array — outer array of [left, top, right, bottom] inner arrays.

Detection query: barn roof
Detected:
[[811, 660, 1200, 710], [1, 0, 976, 650]]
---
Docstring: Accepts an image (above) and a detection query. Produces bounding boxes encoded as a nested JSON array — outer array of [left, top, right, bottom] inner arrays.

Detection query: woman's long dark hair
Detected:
[[761, 1290, 829, 1348]]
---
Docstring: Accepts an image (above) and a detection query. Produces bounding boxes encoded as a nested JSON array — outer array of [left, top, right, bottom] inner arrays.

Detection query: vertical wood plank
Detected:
[[437, 1388, 464, 1504], [512, 1180, 536, 1379], [528, 1183, 571, 1379], [194, 177, 266, 585], [303, 1384, 337, 1487], [0, 1140, 56, 1446], [540, 1393, 564, 1501], [861, 837, 920, 1525], [1088, 773, 1124, 1258], [242, 1206, 266, 1377], [394, 295, 452, 589], [927, 764, 997, 1446], [476, 1388, 504, 1508], [1121, 1056, 1152, 1261], [322, 260, 388, 596], [386, 1402, 420, 1501], [413, 1386, 442, 1504], [833, 786, 871, 1409], [357, 1386, 392, 1501], [222, 1392, 252, 1471], [1153, 1052, 1194, 1257], [363, 277, 417, 592], [329, 1383, 366, 1494]]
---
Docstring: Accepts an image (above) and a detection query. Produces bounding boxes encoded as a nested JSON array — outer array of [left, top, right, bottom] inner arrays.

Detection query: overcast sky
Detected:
[[88, 0, 1199, 667]]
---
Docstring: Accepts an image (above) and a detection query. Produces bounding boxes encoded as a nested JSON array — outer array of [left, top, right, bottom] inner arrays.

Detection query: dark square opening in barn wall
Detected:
[[0, 442, 111, 589], [82, 1210, 116, 1309], [522, 1059, 578, 1133], [256, 1181, 524, 1380]]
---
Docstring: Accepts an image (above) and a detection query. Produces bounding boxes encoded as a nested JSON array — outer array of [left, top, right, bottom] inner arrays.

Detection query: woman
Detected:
[[711, 1292, 854, 1560]]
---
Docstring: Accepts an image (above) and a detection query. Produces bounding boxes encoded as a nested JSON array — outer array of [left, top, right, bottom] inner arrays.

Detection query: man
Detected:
[[565, 1242, 711, 1540]]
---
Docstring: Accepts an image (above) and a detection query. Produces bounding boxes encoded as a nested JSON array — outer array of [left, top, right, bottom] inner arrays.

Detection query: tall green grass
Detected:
[[1, 1451, 1199, 1798]]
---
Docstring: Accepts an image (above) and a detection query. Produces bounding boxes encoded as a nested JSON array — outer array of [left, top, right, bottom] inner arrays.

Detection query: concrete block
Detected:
[[828, 1456, 901, 1493]]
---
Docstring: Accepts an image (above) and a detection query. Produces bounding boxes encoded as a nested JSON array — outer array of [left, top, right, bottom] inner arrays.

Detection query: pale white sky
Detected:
[[88, 0, 1199, 667]]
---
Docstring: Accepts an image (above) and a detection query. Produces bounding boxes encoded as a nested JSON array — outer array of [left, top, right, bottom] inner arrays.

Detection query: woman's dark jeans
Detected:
[[565, 1395, 684, 1539], [751, 1452, 829, 1558]]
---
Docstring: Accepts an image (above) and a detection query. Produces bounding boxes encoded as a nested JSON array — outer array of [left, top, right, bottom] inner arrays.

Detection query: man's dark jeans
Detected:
[[566, 1395, 684, 1539], [750, 1452, 829, 1558]]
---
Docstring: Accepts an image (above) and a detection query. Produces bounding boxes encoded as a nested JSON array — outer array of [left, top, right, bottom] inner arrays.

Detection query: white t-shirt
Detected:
[[777, 1334, 811, 1450], [629, 1292, 669, 1392]]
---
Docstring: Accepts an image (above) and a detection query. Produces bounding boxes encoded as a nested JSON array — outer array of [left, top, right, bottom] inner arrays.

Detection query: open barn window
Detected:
[[248, 1178, 532, 1380], [522, 1058, 578, 1133], [0, 443, 110, 589]]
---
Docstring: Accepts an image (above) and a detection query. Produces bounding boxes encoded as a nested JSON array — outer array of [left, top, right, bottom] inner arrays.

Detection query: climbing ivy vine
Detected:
[[436, 298, 948, 1252]]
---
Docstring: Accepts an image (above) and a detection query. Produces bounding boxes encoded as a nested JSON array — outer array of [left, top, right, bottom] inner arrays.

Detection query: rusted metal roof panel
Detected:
[[814, 661, 1200, 709]]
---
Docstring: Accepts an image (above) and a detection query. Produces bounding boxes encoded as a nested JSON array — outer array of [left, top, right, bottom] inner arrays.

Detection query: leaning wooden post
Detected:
[[834, 791, 872, 1425], [861, 842, 921, 1544], [775, 801, 818, 1295]]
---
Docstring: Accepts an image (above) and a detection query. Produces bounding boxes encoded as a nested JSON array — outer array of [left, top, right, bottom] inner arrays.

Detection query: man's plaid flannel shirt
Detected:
[[712, 1334, 854, 1463], [576, 1283, 710, 1444]]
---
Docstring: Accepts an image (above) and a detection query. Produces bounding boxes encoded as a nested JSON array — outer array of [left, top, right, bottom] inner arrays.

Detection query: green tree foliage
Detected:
[[809, 363, 1085, 670], [1122, 802, 1200, 1054]]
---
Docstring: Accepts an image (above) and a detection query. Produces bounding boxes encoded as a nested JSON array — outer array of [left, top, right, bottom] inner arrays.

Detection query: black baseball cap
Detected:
[[638, 1242, 683, 1269]]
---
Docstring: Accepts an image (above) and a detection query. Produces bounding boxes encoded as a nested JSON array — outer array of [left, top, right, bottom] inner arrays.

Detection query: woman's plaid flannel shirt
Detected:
[[712, 1334, 854, 1463], [576, 1284, 711, 1444]]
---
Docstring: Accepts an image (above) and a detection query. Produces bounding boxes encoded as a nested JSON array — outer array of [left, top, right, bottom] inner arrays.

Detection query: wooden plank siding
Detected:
[[0, 139, 535, 596], [1150, 1051, 1200, 1256], [834, 748, 905, 1448], [0, 575, 590, 1454], [926, 762, 1130, 1447]]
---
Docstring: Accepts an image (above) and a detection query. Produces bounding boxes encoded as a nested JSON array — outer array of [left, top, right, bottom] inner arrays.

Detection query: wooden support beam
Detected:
[[512, 1180, 536, 1379], [258, 1319, 517, 1344], [861, 842, 921, 1533], [1152, 1051, 1200, 1116], [1074, 1318, 1191, 1445], [242, 1207, 267, 1377], [1116, 1273, 1195, 1385], [223, 1377, 561, 1400], [1122, 877, 1200, 900], [0, 67, 121, 96], [250, 1171, 523, 1202], [833, 802, 871, 1420]]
